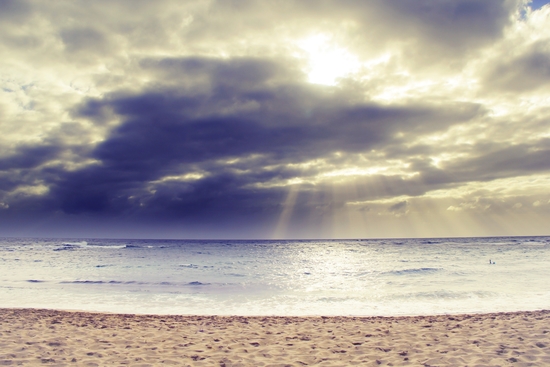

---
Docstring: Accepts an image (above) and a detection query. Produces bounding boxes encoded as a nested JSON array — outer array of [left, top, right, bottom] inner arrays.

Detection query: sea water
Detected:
[[0, 236, 548, 316]]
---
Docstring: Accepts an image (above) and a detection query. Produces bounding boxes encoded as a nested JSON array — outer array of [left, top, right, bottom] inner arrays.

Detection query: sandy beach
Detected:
[[0, 309, 549, 366]]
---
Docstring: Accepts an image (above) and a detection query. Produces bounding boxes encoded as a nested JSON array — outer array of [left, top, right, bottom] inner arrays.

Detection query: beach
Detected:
[[0, 309, 549, 366]]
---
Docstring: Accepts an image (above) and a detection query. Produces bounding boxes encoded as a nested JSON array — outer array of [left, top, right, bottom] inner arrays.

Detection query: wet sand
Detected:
[[0, 308, 549, 366]]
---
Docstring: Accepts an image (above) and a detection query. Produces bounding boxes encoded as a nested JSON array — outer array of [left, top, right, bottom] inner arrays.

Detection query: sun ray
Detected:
[[272, 184, 300, 239]]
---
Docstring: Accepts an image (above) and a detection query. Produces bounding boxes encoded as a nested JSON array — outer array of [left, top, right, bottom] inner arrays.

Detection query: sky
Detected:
[[1, 0, 550, 239]]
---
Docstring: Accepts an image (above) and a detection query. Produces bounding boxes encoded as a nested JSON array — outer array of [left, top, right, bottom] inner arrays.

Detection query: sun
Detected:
[[296, 34, 360, 85]]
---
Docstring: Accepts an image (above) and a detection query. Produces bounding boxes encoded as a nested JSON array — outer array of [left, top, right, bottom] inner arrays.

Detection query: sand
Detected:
[[0, 309, 549, 366]]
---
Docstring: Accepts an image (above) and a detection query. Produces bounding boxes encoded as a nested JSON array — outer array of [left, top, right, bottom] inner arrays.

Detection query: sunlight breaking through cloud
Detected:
[[0, 0, 549, 238]]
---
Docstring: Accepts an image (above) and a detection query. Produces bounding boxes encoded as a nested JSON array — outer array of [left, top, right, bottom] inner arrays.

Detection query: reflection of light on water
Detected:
[[2, 238, 550, 315]]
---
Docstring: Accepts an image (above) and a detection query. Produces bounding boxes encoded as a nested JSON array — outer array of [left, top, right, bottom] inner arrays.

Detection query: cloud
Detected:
[[1, 0, 550, 238], [0, 0, 31, 22], [388, 200, 409, 216], [484, 41, 550, 91], [60, 26, 111, 54], [197, 0, 518, 59], [30, 56, 479, 219], [0, 145, 61, 171]]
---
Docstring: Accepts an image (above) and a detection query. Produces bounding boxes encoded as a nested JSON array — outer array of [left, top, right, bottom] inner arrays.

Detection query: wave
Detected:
[[316, 296, 354, 302], [188, 281, 210, 286], [179, 264, 199, 268], [420, 240, 441, 245], [388, 290, 496, 301], [54, 241, 127, 251], [53, 244, 80, 251], [122, 244, 155, 249], [58, 280, 212, 287], [521, 240, 548, 246], [59, 280, 140, 284], [61, 241, 87, 246], [86, 244, 126, 249], [384, 267, 442, 276]]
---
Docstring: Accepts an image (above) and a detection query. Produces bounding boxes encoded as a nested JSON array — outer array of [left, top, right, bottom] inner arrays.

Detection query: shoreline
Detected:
[[1, 308, 549, 366], [1, 306, 549, 318]]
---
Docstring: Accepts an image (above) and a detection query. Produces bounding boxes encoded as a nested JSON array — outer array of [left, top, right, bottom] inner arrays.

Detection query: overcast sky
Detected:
[[1, 0, 550, 239]]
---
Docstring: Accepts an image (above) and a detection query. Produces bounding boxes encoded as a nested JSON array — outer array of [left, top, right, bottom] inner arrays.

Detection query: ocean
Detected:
[[0, 236, 548, 316]]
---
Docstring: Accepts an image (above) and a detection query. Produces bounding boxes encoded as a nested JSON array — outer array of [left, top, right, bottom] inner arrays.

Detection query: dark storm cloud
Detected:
[[32, 56, 481, 218], [83, 56, 481, 165], [140, 171, 287, 218], [0, 145, 60, 171], [0, 145, 61, 200], [440, 141, 550, 181], [381, 138, 550, 190]]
